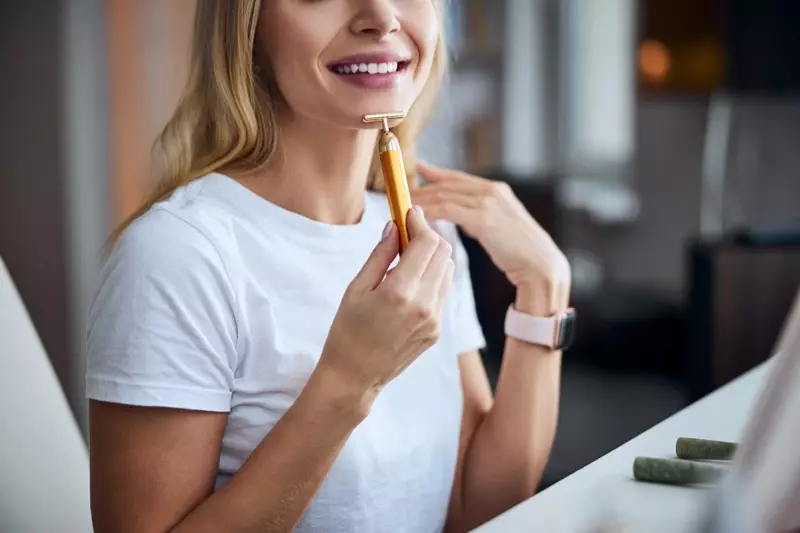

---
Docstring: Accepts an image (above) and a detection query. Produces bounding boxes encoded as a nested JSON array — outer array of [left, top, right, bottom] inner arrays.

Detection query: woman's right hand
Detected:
[[318, 206, 454, 400]]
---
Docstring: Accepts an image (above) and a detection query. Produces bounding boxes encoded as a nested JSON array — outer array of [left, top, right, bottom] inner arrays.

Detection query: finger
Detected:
[[417, 162, 485, 188], [434, 256, 455, 316], [416, 173, 488, 197], [350, 222, 399, 292], [405, 204, 428, 240], [388, 208, 440, 288], [411, 186, 483, 212], [418, 237, 453, 304], [416, 160, 459, 182], [419, 202, 485, 240], [412, 201, 475, 229]]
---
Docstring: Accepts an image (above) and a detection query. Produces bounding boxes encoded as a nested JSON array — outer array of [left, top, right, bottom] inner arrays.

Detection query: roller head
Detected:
[[633, 456, 727, 485], [676, 437, 738, 461], [362, 111, 407, 131]]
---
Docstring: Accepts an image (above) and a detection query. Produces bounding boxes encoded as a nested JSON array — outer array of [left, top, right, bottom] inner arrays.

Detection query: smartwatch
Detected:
[[504, 305, 576, 350]]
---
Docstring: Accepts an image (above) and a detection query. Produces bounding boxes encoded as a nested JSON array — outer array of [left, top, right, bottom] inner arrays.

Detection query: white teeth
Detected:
[[335, 61, 404, 75]]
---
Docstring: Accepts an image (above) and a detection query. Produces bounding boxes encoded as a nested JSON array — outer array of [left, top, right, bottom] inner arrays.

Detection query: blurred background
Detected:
[[1, 0, 799, 490]]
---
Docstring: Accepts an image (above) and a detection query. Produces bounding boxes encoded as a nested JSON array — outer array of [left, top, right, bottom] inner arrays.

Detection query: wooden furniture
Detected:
[[686, 235, 800, 399]]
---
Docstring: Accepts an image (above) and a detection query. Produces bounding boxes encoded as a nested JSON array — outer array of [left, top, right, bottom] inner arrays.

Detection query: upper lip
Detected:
[[327, 52, 411, 68]]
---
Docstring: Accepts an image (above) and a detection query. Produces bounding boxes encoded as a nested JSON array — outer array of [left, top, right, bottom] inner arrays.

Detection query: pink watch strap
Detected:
[[504, 305, 560, 348]]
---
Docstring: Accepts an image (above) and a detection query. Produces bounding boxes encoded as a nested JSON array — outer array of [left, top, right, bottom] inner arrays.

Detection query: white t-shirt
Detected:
[[86, 172, 485, 533]]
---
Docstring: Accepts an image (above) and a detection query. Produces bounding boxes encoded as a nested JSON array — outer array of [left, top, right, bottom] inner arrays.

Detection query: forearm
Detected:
[[457, 286, 564, 529], [173, 364, 374, 533]]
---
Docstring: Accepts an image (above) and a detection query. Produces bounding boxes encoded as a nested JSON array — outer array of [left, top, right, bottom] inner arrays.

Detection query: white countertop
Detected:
[[473, 363, 770, 533]]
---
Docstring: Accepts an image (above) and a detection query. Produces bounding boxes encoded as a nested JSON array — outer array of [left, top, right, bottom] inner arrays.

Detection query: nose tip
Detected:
[[350, 4, 400, 38], [358, 26, 396, 38]]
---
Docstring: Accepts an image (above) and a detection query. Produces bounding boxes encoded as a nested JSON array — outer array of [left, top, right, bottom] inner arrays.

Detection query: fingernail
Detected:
[[382, 220, 393, 241], [413, 205, 428, 227]]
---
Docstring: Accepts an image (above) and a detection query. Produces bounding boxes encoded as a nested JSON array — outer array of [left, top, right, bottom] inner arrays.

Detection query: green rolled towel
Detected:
[[675, 437, 737, 460], [633, 456, 727, 485]]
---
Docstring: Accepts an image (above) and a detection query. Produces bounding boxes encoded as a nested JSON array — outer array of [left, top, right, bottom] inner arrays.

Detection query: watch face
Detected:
[[557, 310, 577, 350]]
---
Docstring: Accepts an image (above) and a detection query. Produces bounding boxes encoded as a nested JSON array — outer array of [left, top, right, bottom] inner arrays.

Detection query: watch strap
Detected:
[[505, 305, 576, 349], [504, 305, 560, 348]]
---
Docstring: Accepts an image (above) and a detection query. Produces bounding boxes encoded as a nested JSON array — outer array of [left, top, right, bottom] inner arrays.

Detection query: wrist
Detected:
[[307, 360, 378, 423], [511, 254, 571, 316], [514, 275, 571, 316]]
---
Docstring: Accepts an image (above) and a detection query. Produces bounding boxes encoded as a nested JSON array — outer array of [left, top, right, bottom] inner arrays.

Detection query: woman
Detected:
[[87, 1, 571, 532]]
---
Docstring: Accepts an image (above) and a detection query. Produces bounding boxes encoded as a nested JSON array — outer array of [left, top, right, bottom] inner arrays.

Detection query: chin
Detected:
[[344, 94, 420, 130]]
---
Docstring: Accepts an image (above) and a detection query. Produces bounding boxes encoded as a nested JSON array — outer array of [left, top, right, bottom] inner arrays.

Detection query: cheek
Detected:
[[258, 9, 333, 92], [406, 3, 440, 72]]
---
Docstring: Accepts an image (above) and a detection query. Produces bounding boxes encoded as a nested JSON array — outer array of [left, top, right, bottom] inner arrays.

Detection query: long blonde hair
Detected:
[[111, 0, 447, 243]]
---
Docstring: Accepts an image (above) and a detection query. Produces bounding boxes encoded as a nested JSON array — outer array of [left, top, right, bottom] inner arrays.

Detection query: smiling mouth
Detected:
[[328, 60, 411, 76]]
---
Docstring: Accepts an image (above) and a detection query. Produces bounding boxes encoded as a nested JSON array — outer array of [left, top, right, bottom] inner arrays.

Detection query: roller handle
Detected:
[[379, 133, 412, 251]]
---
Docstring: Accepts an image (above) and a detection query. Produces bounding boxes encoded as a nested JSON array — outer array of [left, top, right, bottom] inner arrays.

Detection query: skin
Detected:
[[90, 1, 569, 532], [412, 163, 570, 532]]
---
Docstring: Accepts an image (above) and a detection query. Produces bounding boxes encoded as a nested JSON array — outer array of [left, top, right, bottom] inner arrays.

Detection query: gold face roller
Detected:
[[362, 111, 412, 251]]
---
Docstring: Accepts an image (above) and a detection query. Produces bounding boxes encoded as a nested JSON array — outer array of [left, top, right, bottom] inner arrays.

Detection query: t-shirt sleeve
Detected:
[[86, 208, 238, 412], [436, 221, 487, 355]]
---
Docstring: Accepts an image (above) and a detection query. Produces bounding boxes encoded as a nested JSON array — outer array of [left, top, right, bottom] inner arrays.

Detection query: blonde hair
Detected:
[[111, 0, 447, 243]]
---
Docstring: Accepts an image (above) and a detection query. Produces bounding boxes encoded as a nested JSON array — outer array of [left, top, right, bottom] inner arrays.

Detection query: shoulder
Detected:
[[112, 205, 225, 276], [101, 199, 240, 310], [91, 203, 240, 356], [110, 174, 245, 275], [88, 201, 240, 413]]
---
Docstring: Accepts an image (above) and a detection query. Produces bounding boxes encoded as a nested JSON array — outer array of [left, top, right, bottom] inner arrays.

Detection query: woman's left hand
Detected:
[[412, 161, 571, 314]]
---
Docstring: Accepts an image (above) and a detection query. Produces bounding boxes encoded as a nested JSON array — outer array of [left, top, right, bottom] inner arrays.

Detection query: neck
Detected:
[[238, 113, 379, 226]]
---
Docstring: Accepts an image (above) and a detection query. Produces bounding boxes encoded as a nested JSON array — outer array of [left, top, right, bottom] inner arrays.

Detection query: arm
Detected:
[[446, 284, 565, 532], [90, 209, 452, 533], [90, 365, 374, 533], [412, 162, 570, 532]]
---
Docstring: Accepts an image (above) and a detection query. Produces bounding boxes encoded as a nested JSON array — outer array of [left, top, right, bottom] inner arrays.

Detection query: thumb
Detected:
[[405, 205, 429, 240], [350, 221, 399, 292]]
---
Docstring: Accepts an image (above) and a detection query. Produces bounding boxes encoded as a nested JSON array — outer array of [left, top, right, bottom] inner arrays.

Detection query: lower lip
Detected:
[[330, 70, 406, 90]]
